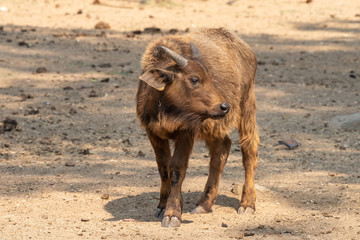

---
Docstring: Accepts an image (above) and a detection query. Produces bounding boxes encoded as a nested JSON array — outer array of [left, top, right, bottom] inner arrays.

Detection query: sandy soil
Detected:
[[0, 0, 359, 239]]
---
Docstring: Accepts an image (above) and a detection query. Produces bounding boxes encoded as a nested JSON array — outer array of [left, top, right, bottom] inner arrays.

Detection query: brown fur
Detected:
[[136, 28, 259, 227]]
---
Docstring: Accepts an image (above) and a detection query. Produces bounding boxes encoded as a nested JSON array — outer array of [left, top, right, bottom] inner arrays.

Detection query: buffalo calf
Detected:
[[136, 28, 259, 227]]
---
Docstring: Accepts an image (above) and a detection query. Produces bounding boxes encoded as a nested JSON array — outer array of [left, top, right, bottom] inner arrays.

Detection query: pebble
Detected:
[[79, 149, 90, 155], [65, 161, 75, 167], [88, 90, 98, 98], [35, 67, 47, 73], [349, 73, 356, 78], [137, 151, 145, 157], [94, 21, 110, 30], [98, 63, 112, 68], [169, 28, 178, 34], [63, 86, 74, 91], [143, 27, 161, 34], [101, 194, 109, 200], [18, 41, 30, 47], [244, 232, 255, 237], [2, 119, 17, 131]]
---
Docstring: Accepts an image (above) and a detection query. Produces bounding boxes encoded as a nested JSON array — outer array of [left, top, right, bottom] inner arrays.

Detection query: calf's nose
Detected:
[[220, 102, 230, 114]]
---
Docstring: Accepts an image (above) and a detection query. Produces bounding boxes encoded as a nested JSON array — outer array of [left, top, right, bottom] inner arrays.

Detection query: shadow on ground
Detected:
[[104, 191, 239, 222]]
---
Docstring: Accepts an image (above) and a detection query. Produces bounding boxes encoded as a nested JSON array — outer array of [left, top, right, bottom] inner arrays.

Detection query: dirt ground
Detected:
[[0, 0, 359, 239]]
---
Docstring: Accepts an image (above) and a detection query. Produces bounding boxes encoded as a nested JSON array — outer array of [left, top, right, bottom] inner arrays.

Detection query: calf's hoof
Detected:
[[154, 207, 165, 219], [191, 205, 210, 214], [237, 205, 255, 214], [161, 216, 181, 227]]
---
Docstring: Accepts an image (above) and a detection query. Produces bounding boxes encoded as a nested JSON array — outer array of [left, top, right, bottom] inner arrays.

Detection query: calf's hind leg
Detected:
[[192, 136, 231, 214], [146, 130, 171, 218]]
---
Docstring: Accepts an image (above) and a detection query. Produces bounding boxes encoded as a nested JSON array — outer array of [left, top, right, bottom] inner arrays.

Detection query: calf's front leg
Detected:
[[238, 88, 259, 214], [161, 131, 195, 227]]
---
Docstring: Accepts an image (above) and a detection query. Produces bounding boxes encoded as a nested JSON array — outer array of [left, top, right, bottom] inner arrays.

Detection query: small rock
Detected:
[[330, 112, 360, 130], [122, 138, 132, 146], [126, 32, 135, 38], [322, 213, 333, 218], [100, 135, 111, 140], [20, 94, 34, 101], [98, 63, 112, 68], [137, 151, 145, 157], [169, 28, 178, 34], [274, 139, 301, 150], [271, 59, 282, 66], [69, 108, 77, 115], [3, 119, 17, 131], [79, 149, 90, 155], [88, 90, 98, 98], [18, 41, 30, 47], [35, 67, 47, 73], [143, 27, 161, 34], [221, 222, 228, 228], [101, 194, 109, 200], [65, 161, 75, 167], [244, 232, 255, 237], [81, 218, 90, 222], [63, 86, 74, 91], [132, 30, 142, 35], [349, 73, 356, 78], [100, 78, 110, 82], [227, 0, 237, 5], [94, 21, 110, 30], [122, 148, 130, 154], [77, 9, 83, 14], [25, 108, 39, 115]]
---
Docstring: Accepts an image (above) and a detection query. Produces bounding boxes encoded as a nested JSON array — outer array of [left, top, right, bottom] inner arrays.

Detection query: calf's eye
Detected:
[[190, 77, 200, 86]]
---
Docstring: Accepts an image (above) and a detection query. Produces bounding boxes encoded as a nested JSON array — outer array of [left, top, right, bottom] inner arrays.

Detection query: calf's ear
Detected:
[[139, 68, 170, 91]]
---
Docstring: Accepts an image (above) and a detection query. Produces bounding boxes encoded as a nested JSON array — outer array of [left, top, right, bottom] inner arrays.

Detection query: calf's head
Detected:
[[139, 42, 230, 121]]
